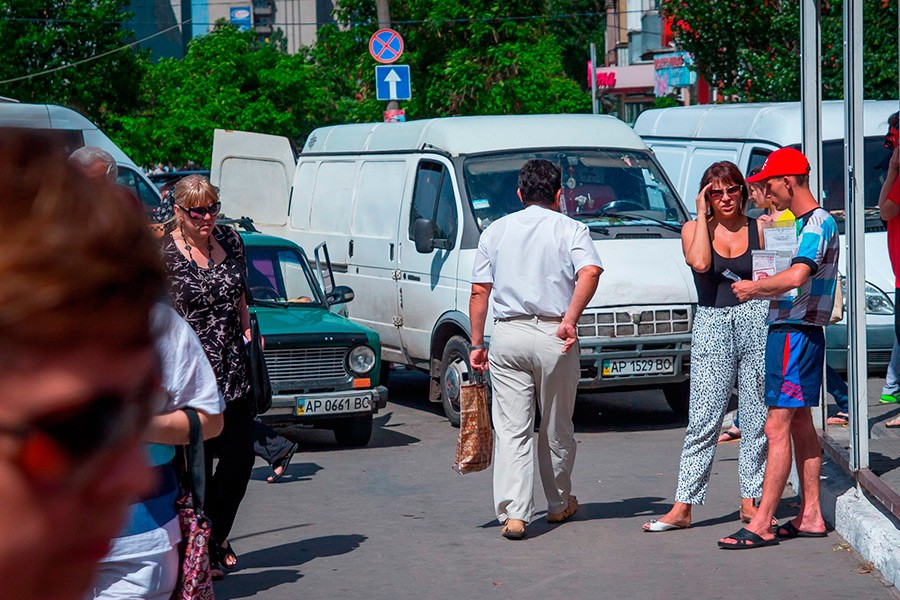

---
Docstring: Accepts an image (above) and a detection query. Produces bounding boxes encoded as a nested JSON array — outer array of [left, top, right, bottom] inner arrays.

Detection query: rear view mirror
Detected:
[[414, 218, 436, 253], [326, 285, 355, 305]]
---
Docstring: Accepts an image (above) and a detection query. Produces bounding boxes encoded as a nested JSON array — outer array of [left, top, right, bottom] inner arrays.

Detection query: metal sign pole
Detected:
[[801, 0, 826, 430], [590, 43, 599, 115], [844, 0, 869, 472]]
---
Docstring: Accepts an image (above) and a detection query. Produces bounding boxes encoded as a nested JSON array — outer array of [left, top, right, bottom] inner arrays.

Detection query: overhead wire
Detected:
[[0, 20, 187, 85]]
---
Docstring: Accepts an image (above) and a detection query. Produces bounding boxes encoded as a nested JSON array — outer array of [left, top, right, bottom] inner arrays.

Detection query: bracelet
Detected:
[[470, 344, 486, 351]]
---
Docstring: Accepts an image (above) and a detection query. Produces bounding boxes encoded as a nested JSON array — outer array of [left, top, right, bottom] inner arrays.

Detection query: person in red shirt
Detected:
[[877, 113, 900, 429]]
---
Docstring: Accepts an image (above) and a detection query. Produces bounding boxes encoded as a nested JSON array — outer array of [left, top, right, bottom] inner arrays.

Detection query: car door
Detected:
[[398, 157, 461, 362]]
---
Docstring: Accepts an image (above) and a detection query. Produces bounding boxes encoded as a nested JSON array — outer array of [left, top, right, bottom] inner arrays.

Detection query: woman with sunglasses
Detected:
[[643, 161, 769, 532], [161, 174, 254, 576]]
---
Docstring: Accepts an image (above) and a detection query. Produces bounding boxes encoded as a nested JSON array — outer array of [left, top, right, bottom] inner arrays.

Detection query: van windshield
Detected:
[[789, 137, 889, 222], [462, 150, 687, 231]]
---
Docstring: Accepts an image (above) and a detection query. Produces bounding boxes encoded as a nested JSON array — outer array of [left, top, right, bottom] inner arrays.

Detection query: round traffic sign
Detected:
[[369, 28, 404, 64]]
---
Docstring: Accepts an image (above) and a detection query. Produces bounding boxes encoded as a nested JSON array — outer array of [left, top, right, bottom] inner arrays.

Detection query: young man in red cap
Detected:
[[718, 147, 839, 549], [878, 115, 900, 428]]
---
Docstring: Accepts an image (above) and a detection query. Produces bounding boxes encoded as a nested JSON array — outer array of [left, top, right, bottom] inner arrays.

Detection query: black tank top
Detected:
[[692, 218, 760, 308]]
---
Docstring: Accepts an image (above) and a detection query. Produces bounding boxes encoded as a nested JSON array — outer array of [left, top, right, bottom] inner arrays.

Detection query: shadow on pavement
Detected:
[[213, 534, 368, 600], [250, 461, 323, 483], [274, 412, 421, 451], [229, 523, 311, 544]]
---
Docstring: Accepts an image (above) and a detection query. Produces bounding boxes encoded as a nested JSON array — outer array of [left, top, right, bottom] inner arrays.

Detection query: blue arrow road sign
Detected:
[[375, 65, 411, 101]]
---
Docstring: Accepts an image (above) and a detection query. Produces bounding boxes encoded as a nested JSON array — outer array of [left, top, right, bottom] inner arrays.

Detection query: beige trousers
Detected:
[[488, 317, 579, 524]]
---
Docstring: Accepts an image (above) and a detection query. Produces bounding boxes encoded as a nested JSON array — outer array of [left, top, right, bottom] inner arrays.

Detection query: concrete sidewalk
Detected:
[[215, 375, 898, 600]]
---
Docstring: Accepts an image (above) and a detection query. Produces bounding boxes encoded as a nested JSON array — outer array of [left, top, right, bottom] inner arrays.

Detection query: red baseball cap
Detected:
[[745, 147, 811, 183]]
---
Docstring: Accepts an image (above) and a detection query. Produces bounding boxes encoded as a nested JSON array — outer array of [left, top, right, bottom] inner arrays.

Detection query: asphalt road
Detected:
[[215, 370, 898, 600]]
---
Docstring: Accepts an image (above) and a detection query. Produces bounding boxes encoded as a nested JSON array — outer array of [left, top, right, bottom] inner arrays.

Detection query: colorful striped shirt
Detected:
[[768, 207, 839, 326]]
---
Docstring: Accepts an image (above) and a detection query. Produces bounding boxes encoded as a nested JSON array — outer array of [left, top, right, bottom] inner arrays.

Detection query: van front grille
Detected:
[[264, 347, 348, 383], [577, 306, 692, 338]]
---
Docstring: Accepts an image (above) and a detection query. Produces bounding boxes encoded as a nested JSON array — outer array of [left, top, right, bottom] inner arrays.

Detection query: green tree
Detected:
[[663, 0, 898, 101], [107, 24, 331, 165], [0, 0, 146, 125]]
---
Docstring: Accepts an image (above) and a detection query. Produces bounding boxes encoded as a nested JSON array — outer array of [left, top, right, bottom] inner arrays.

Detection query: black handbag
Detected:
[[244, 312, 273, 414], [215, 225, 273, 415]]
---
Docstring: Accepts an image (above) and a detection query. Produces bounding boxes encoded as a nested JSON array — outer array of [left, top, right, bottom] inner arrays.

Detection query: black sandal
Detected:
[[268, 442, 299, 483], [775, 520, 828, 539], [718, 527, 779, 550], [212, 541, 238, 570]]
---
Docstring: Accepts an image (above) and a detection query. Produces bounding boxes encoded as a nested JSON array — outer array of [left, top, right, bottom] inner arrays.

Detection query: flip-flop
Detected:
[[775, 520, 828, 539], [826, 412, 849, 426], [887, 418, 900, 429], [717, 429, 741, 444], [718, 527, 779, 550], [267, 442, 299, 483], [643, 519, 685, 532]]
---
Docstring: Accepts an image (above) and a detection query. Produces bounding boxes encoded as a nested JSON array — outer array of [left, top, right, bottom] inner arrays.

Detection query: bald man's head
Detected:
[[68, 146, 118, 185]]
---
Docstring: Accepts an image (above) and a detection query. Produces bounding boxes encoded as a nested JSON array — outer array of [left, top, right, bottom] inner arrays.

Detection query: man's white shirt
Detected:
[[471, 205, 603, 320]]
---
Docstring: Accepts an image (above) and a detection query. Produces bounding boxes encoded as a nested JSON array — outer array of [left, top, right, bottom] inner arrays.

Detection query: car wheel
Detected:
[[663, 381, 690, 419], [440, 335, 475, 427], [333, 415, 373, 447]]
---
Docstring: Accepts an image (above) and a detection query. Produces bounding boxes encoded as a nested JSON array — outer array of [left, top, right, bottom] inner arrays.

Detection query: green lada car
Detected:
[[239, 225, 387, 447]]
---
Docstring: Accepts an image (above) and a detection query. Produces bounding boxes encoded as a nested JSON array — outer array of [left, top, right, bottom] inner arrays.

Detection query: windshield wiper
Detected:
[[583, 211, 683, 233]]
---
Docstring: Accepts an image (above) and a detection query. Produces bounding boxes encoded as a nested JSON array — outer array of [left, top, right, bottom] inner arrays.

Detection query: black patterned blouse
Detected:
[[162, 225, 250, 404]]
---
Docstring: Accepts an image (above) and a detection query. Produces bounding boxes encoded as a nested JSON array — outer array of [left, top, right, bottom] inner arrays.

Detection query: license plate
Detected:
[[602, 357, 675, 377], [296, 395, 371, 416]]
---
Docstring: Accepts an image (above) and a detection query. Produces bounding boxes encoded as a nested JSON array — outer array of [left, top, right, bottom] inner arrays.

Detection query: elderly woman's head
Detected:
[[173, 174, 220, 238], [699, 161, 748, 219]]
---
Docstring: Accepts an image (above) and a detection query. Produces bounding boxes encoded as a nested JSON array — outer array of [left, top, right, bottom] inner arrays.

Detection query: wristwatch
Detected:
[[470, 344, 486, 350]]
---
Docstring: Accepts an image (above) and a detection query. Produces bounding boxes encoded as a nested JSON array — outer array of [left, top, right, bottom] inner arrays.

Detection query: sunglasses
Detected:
[[0, 374, 165, 486], [707, 185, 743, 201], [177, 202, 221, 220]]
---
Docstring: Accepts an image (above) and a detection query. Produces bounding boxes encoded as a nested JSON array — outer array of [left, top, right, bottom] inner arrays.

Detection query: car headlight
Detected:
[[840, 279, 894, 315], [347, 345, 376, 375]]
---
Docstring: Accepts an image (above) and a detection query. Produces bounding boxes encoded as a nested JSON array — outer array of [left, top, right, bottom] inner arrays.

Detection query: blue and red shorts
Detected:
[[764, 324, 825, 408]]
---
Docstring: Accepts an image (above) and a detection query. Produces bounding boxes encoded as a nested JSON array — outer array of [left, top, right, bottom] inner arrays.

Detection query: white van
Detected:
[[211, 114, 698, 425], [634, 101, 897, 372], [0, 101, 161, 208]]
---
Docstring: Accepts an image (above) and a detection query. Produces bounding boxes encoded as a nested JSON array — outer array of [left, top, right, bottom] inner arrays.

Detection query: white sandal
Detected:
[[642, 519, 685, 532]]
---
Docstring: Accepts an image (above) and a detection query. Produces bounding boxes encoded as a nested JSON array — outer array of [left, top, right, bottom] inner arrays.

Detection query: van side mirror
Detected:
[[414, 218, 436, 253], [326, 285, 355, 305]]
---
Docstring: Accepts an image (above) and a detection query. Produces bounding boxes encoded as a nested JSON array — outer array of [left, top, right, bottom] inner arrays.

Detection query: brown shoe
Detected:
[[547, 495, 578, 523], [501, 518, 527, 540]]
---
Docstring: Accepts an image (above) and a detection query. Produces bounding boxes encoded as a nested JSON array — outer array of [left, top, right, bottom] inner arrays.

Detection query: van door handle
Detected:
[[349, 240, 354, 258], [389, 243, 395, 261], [407, 274, 421, 281]]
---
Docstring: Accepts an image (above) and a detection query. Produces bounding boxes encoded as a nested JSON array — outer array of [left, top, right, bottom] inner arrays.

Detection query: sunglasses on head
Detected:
[[177, 202, 221, 220], [0, 375, 165, 485], [707, 185, 742, 201]]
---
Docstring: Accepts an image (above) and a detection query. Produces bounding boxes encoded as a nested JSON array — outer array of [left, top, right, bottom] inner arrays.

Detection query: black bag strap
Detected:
[[183, 408, 206, 511], [213, 225, 252, 305]]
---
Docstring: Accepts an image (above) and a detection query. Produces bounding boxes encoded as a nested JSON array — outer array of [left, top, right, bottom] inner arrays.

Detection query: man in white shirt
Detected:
[[469, 159, 603, 540]]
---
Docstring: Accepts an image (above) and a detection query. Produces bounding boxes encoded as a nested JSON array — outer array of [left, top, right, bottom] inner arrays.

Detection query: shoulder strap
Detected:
[[747, 217, 761, 250], [214, 225, 252, 304], [183, 408, 206, 511]]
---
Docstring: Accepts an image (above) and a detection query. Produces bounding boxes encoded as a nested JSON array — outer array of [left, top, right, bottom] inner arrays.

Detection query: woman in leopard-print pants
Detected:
[[644, 161, 769, 532]]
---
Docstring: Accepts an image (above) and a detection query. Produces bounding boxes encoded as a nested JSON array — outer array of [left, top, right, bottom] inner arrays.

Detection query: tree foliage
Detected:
[[0, 0, 146, 124], [106, 25, 331, 165], [663, 0, 899, 101]]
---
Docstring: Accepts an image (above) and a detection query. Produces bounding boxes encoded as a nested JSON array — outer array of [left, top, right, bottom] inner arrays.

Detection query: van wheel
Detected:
[[333, 415, 373, 447], [440, 336, 475, 427], [663, 381, 690, 419]]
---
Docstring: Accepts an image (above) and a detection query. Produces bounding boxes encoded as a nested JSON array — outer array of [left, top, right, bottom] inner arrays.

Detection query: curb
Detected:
[[817, 454, 900, 588]]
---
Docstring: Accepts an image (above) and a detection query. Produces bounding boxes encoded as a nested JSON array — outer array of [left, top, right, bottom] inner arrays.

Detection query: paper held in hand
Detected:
[[752, 220, 799, 301]]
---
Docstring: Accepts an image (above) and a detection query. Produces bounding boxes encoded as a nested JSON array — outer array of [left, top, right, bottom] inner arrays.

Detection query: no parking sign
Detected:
[[369, 28, 404, 64]]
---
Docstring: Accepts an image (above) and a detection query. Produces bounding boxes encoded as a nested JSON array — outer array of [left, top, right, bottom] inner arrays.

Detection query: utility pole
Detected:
[[376, 0, 391, 28], [376, 0, 399, 118]]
